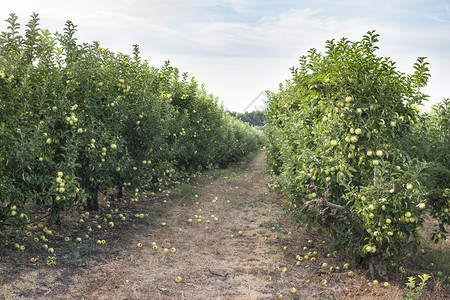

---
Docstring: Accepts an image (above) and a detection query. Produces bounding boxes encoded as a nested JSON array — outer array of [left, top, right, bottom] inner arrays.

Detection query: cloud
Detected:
[[1, 0, 448, 110], [162, 7, 371, 59]]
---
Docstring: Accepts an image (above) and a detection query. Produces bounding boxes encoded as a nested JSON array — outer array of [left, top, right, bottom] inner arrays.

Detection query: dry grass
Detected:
[[0, 151, 448, 299]]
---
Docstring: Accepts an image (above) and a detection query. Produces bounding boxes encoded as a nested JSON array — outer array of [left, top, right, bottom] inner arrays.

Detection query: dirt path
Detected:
[[2, 151, 421, 299], [63, 151, 289, 299]]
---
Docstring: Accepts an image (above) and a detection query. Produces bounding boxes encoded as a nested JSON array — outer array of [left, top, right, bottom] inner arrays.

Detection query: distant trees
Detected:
[[228, 110, 266, 127]]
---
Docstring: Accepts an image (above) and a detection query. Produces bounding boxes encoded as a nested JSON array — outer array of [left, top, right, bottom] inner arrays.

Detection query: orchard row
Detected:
[[265, 31, 449, 280], [0, 13, 264, 234]]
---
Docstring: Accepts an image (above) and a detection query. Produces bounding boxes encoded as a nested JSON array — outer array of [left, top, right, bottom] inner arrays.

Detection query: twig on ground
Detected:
[[209, 269, 228, 278]]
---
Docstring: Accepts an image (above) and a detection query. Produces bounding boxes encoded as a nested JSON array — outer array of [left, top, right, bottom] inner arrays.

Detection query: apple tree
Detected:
[[400, 98, 449, 241], [265, 31, 441, 280], [0, 13, 82, 228]]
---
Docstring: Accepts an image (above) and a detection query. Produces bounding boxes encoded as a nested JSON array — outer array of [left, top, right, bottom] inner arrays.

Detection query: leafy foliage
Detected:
[[265, 31, 446, 275], [401, 99, 450, 239], [0, 13, 264, 233], [228, 110, 266, 127]]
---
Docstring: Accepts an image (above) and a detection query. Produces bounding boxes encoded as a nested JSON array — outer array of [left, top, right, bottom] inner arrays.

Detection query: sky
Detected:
[[2, 0, 449, 112]]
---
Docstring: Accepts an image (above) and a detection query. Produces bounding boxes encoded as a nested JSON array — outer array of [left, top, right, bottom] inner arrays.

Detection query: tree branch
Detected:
[[301, 196, 369, 239], [385, 182, 398, 194], [322, 219, 345, 236], [374, 167, 380, 187]]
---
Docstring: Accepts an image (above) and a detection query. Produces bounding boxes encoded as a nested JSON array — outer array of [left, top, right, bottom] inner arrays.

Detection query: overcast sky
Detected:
[[2, 0, 449, 111]]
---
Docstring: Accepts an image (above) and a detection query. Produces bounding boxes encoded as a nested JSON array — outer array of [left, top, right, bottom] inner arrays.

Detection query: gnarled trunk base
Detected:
[[369, 252, 389, 282], [87, 189, 99, 211]]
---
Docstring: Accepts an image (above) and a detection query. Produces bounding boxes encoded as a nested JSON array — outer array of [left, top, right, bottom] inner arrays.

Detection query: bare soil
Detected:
[[0, 151, 448, 299]]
